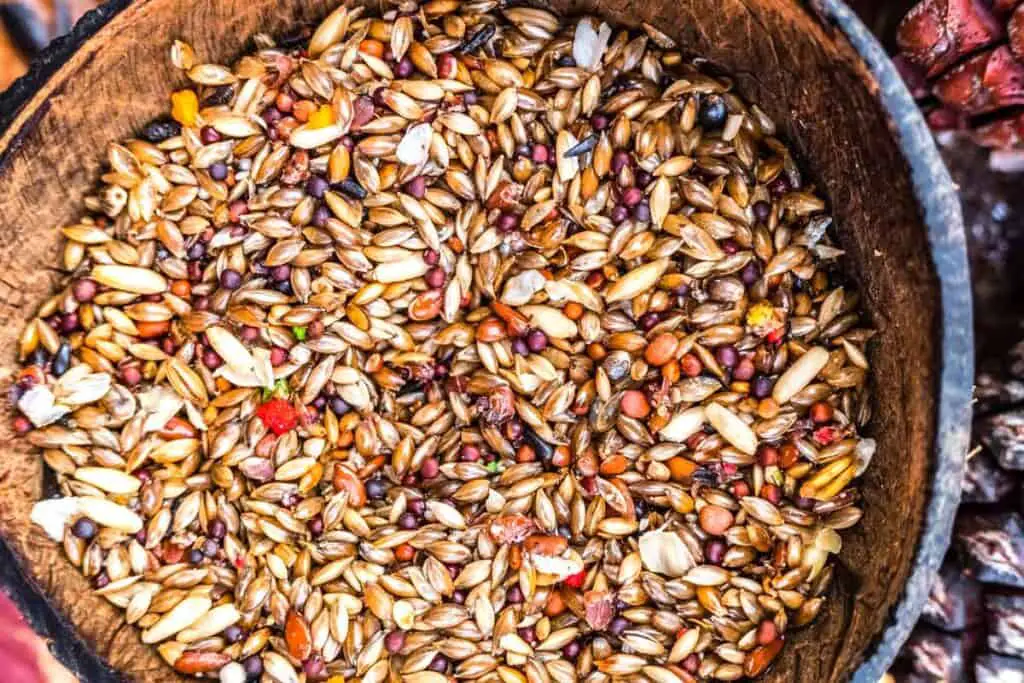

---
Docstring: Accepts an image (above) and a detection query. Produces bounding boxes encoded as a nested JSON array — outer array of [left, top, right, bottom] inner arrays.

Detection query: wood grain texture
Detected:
[[0, 0, 955, 681]]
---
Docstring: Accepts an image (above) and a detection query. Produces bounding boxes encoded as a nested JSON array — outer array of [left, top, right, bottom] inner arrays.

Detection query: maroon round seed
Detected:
[[610, 204, 629, 223], [526, 329, 548, 352], [622, 187, 643, 207], [12, 416, 31, 435], [395, 57, 414, 78], [460, 444, 481, 462], [734, 357, 755, 381], [220, 269, 242, 289], [405, 175, 427, 198], [420, 457, 440, 479], [202, 349, 223, 369], [307, 515, 324, 537], [407, 498, 426, 516], [563, 640, 581, 659], [428, 654, 449, 673], [270, 347, 288, 366], [423, 248, 440, 266], [705, 539, 727, 565], [425, 267, 446, 289], [72, 278, 98, 302], [209, 519, 226, 540], [121, 364, 142, 386], [496, 212, 520, 233], [200, 126, 221, 144], [611, 150, 632, 173], [240, 326, 260, 342], [591, 113, 609, 130]]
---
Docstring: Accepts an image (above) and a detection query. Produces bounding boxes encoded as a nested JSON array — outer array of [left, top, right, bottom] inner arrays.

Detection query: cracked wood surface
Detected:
[[0, 0, 948, 680]]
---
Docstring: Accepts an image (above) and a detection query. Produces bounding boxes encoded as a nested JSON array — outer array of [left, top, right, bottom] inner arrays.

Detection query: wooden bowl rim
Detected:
[[0, 1, 973, 681]]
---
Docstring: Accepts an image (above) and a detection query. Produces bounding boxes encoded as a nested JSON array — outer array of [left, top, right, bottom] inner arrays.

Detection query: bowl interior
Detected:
[[0, 0, 938, 680]]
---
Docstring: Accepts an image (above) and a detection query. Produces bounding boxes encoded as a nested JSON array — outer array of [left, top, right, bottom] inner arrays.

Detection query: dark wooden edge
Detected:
[[0, 4, 133, 680], [0, 0, 974, 682], [817, 1, 975, 681]]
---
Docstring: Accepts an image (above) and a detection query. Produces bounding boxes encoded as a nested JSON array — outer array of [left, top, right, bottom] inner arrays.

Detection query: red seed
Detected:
[[620, 390, 650, 419], [756, 620, 778, 645], [699, 505, 734, 536]]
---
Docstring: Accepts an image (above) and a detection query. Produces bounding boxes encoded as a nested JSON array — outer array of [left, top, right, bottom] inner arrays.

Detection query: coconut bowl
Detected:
[[0, 0, 972, 680]]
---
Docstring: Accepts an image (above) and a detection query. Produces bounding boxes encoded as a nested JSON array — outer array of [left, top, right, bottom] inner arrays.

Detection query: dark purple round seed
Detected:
[[312, 204, 331, 227], [209, 519, 226, 540], [463, 91, 478, 105], [398, 512, 418, 530], [271, 264, 291, 281], [72, 517, 97, 540], [187, 242, 206, 260], [452, 590, 467, 604], [188, 548, 205, 564], [220, 269, 242, 290], [753, 201, 772, 222], [93, 572, 110, 589], [639, 312, 660, 331], [611, 150, 632, 173], [330, 397, 350, 415], [511, 338, 529, 356], [396, 57, 414, 78], [366, 478, 387, 500], [223, 625, 244, 643], [209, 162, 228, 181], [632, 201, 651, 223], [306, 175, 329, 199], [705, 539, 727, 565], [526, 329, 548, 353], [507, 585, 523, 604], [428, 654, 449, 673], [608, 617, 629, 636], [610, 204, 629, 223], [635, 170, 652, 188], [407, 498, 426, 516], [752, 376, 773, 399], [59, 313, 79, 333], [716, 345, 739, 368], [741, 261, 761, 285], [242, 654, 263, 678], [202, 539, 219, 557], [308, 515, 324, 537]]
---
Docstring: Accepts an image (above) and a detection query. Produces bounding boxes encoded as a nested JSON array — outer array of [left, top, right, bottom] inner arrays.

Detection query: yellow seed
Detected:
[[309, 104, 335, 129], [170, 90, 199, 127]]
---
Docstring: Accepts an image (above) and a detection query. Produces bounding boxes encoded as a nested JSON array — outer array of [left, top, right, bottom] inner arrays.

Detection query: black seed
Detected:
[[555, 55, 576, 67], [51, 342, 71, 377], [698, 94, 727, 130], [336, 179, 368, 199], [523, 426, 554, 463], [202, 85, 235, 107], [140, 117, 182, 143], [30, 347, 48, 368], [564, 134, 599, 158], [461, 24, 496, 53]]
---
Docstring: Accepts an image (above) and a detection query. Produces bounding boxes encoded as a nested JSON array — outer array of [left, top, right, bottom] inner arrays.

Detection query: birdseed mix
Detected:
[[15, 1, 877, 681]]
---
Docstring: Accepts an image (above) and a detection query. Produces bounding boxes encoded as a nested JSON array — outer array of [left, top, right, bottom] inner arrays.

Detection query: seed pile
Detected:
[[15, 1, 877, 681]]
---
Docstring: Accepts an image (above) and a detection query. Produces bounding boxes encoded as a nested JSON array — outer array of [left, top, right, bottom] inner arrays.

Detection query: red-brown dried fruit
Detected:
[[934, 46, 1024, 115], [524, 534, 569, 556], [897, 0, 1003, 76]]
